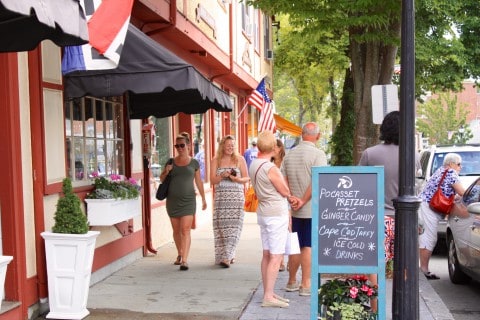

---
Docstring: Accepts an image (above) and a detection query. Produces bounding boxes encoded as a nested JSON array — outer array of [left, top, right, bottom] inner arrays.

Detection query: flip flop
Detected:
[[424, 272, 440, 280]]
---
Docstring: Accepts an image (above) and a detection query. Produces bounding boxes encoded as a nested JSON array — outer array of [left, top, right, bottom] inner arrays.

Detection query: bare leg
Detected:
[[287, 253, 301, 286], [419, 248, 432, 273], [170, 217, 182, 258], [262, 251, 283, 302], [179, 215, 193, 263], [300, 247, 311, 289]]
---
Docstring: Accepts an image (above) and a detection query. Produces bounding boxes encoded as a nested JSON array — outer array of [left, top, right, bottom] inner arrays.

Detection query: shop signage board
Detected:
[[311, 166, 386, 320]]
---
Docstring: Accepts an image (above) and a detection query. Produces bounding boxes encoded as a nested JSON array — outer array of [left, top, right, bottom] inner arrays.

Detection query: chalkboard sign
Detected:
[[310, 166, 385, 320], [317, 173, 378, 266]]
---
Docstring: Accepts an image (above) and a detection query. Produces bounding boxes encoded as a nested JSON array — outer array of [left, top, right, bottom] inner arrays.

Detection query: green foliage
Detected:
[[323, 302, 377, 320], [250, 0, 480, 162], [330, 68, 355, 165], [416, 92, 470, 145], [86, 176, 140, 200], [52, 178, 89, 234]]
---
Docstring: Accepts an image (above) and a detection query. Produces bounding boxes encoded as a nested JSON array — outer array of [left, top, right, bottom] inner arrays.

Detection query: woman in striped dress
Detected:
[[210, 135, 250, 268]]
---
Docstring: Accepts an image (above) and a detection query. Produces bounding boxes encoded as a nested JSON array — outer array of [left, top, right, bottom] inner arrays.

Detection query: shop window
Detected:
[[65, 96, 125, 183], [151, 116, 171, 178]]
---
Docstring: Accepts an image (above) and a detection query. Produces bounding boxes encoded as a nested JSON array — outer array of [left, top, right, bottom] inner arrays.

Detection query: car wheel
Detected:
[[447, 235, 470, 284]]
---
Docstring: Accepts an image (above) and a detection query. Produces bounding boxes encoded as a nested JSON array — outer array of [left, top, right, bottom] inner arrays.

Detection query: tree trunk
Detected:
[[349, 35, 398, 163]]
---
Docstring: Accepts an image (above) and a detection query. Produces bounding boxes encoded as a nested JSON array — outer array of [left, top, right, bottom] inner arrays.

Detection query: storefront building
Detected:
[[0, 1, 273, 319]]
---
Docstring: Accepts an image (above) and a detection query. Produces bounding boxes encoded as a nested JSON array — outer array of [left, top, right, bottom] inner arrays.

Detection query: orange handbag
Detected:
[[244, 185, 258, 212]]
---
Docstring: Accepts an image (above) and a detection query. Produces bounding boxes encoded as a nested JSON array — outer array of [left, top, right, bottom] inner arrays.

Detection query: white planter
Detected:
[[85, 198, 141, 226], [0, 255, 13, 309], [41, 231, 100, 320]]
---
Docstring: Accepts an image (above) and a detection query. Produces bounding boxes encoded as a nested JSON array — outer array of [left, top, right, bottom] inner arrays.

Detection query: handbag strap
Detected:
[[436, 168, 449, 191], [254, 161, 269, 185]]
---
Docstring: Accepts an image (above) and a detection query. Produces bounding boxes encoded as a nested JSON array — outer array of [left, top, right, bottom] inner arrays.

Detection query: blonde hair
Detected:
[[176, 132, 191, 144], [257, 131, 276, 153], [271, 139, 285, 168], [215, 135, 239, 166]]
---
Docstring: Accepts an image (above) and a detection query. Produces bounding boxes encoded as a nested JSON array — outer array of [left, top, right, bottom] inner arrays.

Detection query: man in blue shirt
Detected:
[[194, 142, 205, 181], [243, 138, 258, 169]]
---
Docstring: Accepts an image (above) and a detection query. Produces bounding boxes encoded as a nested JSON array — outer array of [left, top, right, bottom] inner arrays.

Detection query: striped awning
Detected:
[[0, 0, 88, 52]]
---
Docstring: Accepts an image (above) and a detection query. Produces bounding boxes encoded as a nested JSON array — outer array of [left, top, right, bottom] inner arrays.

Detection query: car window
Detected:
[[432, 151, 480, 176], [420, 151, 430, 178], [463, 179, 480, 205]]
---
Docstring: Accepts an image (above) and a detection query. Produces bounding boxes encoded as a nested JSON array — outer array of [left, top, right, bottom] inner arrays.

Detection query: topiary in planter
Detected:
[[52, 177, 89, 234]]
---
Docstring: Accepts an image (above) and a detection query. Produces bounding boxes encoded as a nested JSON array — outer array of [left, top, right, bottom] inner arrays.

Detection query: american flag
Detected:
[[62, 0, 134, 74], [247, 79, 276, 132]]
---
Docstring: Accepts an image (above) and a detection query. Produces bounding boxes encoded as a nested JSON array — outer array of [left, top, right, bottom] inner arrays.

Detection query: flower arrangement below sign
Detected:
[[85, 174, 142, 226], [319, 275, 378, 320]]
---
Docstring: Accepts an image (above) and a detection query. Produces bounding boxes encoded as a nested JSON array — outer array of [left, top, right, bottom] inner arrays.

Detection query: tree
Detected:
[[249, 0, 479, 162], [250, 0, 400, 163], [272, 15, 348, 127], [416, 92, 471, 145]]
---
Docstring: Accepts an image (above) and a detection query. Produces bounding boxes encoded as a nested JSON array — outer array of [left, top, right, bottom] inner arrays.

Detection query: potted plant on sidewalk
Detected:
[[319, 275, 378, 320], [41, 177, 100, 320], [84, 174, 141, 226]]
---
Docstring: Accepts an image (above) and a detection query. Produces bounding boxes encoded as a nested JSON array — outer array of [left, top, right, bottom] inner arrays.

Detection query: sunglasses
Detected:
[[174, 143, 186, 149], [457, 163, 462, 166]]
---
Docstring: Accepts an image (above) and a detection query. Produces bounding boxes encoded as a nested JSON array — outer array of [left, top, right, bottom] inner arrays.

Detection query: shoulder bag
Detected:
[[244, 161, 268, 212], [429, 169, 455, 215], [156, 158, 173, 201]]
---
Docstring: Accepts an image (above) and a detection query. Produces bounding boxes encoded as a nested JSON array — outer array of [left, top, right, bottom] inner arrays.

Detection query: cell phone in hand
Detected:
[[230, 169, 237, 176]]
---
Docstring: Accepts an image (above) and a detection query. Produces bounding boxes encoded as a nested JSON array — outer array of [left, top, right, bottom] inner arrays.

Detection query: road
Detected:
[[428, 250, 480, 320]]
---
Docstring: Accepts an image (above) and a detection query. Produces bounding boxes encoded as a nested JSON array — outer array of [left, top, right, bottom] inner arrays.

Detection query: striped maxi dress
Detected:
[[213, 167, 245, 264]]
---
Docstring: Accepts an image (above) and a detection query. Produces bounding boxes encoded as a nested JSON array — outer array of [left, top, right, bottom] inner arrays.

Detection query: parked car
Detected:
[[416, 145, 480, 251], [446, 177, 480, 284]]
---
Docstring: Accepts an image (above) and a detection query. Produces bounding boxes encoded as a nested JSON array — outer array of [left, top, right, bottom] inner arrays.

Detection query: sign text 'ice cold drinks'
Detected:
[[317, 173, 378, 266]]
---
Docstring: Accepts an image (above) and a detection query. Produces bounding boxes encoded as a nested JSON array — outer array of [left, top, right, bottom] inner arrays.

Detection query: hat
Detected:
[[251, 138, 257, 145]]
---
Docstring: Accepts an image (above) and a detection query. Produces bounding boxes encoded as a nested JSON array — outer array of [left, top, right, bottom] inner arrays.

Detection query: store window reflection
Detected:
[[65, 96, 125, 184]]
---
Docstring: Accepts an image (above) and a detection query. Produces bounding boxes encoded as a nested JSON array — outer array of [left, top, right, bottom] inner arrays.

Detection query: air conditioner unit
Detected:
[[266, 49, 273, 60]]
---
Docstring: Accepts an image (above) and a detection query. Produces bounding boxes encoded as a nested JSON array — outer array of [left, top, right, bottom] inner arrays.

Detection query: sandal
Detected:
[[174, 255, 182, 265], [219, 260, 230, 268], [424, 272, 440, 280], [230, 258, 235, 264], [180, 262, 189, 271]]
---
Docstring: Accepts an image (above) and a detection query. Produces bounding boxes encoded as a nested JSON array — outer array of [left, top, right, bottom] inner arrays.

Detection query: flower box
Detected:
[[85, 198, 141, 226]]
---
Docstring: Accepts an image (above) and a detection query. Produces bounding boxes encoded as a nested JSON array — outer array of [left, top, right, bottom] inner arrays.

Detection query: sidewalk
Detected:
[[38, 211, 453, 320]]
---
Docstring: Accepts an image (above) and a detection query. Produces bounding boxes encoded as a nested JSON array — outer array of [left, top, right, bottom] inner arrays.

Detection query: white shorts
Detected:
[[418, 201, 443, 251], [257, 214, 289, 255]]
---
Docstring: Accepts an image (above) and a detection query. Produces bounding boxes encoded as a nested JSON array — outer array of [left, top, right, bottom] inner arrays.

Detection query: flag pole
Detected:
[[236, 102, 249, 121]]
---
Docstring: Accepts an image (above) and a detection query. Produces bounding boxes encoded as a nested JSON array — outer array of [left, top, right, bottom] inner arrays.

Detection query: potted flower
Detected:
[[41, 177, 100, 319], [319, 275, 378, 320], [84, 174, 142, 226]]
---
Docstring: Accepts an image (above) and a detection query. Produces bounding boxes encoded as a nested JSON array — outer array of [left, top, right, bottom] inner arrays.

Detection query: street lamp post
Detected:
[[393, 0, 421, 319]]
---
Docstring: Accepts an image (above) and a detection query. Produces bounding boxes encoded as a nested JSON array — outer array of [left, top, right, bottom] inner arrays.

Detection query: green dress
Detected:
[[166, 158, 200, 217]]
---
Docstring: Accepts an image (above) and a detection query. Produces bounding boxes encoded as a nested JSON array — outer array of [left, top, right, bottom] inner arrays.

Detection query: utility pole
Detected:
[[393, 0, 421, 319]]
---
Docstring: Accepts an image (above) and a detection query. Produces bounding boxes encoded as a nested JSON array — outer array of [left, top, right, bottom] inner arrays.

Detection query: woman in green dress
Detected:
[[160, 132, 207, 270]]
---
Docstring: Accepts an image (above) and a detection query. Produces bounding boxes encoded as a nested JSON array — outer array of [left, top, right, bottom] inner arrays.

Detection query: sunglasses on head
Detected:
[[174, 143, 186, 149]]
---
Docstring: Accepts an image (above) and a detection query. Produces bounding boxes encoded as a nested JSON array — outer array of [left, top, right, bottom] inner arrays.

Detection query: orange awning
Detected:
[[274, 114, 302, 137]]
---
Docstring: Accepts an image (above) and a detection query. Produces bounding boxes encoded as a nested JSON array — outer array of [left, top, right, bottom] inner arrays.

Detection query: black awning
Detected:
[[0, 0, 88, 52], [64, 24, 232, 119]]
